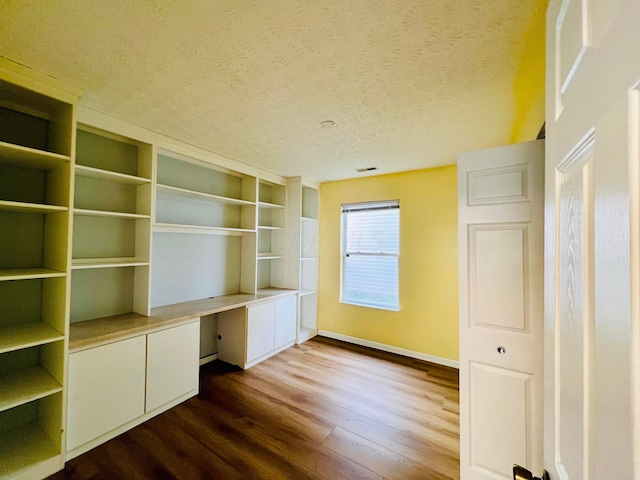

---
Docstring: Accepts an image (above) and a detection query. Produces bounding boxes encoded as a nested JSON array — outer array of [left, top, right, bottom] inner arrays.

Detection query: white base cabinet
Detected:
[[66, 320, 199, 457], [67, 336, 146, 452], [218, 294, 296, 369], [146, 321, 200, 412]]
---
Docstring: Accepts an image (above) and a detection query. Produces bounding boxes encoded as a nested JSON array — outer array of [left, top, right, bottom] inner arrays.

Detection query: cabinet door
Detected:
[[246, 301, 276, 362], [146, 320, 200, 412], [275, 295, 297, 348], [67, 336, 146, 451]]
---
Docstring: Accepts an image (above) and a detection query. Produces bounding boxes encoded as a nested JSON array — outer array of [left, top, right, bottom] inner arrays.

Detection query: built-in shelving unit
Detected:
[[70, 127, 153, 323], [0, 62, 78, 479], [286, 178, 319, 343], [151, 151, 258, 307], [257, 180, 287, 290]]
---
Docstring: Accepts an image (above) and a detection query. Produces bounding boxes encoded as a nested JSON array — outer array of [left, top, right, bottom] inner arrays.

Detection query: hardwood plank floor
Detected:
[[49, 337, 459, 480]]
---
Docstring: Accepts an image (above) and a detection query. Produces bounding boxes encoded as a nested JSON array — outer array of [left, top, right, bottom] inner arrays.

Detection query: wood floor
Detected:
[[49, 337, 460, 480]]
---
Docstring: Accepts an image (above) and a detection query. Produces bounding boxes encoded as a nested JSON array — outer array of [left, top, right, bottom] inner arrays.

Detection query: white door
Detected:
[[458, 140, 545, 480], [545, 1, 640, 479]]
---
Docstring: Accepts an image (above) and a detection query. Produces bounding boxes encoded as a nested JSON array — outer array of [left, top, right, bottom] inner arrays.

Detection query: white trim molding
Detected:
[[317, 330, 459, 369]]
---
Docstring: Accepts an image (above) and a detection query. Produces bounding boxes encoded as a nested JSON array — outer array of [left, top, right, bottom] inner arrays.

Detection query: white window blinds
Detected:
[[341, 200, 399, 311]]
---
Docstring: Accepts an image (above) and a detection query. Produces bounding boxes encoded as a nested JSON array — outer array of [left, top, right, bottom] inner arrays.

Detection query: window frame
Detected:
[[340, 199, 400, 311]]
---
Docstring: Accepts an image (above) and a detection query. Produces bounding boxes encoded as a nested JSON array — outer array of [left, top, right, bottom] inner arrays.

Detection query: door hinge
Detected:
[[513, 464, 550, 480]]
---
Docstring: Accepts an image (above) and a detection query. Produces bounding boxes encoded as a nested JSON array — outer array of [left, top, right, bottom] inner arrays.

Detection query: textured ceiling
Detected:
[[0, 1, 546, 182]]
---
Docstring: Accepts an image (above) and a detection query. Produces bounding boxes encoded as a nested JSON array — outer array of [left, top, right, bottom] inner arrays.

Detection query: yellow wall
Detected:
[[318, 165, 459, 361]]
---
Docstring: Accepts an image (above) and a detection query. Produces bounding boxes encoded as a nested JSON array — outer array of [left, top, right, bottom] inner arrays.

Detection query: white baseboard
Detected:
[[317, 330, 459, 369]]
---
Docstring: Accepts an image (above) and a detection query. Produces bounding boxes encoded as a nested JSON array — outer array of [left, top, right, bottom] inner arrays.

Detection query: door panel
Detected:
[[546, 1, 640, 478], [459, 140, 544, 480], [470, 224, 528, 331], [470, 362, 531, 477]]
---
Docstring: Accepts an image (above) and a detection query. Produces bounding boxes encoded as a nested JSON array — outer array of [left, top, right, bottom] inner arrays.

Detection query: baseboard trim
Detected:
[[317, 330, 459, 369]]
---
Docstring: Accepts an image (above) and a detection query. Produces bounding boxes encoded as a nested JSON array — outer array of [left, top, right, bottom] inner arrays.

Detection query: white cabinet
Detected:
[[218, 294, 297, 369], [146, 321, 200, 412], [66, 320, 200, 456], [274, 294, 297, 348], [247, 301, 276, 362], [67, 336, 146, 452]]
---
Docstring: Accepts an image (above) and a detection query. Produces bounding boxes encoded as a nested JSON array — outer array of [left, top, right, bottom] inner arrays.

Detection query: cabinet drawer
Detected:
[[67, 336, 146, 451]]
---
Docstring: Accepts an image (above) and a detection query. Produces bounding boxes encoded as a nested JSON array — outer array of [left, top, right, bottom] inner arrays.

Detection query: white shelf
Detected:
[[301, 216, 318, 222], [0, 141, 70, 170], [0, 323, 64, 354], [299, 289, 316, 297], [0, 268, 66, 282], [153, 222, 254, 236], [301, 257, 317, 261], [0, 200, 67, 214], [74, 208, 150, 220], [257, 225, 284, 231], [258, 201, 286, 210], [258, 253, 284, 260], [157, 184, 254, 206], [75, 165, 151, 185], [298, 326, 318, 343], [72, 258, 149, 270], [0, 366, 62, 412], [0, 423, 60, 478]]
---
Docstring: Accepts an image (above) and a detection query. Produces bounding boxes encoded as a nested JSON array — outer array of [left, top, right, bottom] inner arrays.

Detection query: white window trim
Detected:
[[340, 200, 400, 311]]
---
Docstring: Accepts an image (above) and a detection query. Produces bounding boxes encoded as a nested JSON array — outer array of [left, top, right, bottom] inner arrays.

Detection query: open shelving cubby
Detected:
[[70, 127, 153, 324], [151, 151, 258, 308], [257, 180, 287, 290], [0, 66, 77, 479], [285, 178, 319, 343]]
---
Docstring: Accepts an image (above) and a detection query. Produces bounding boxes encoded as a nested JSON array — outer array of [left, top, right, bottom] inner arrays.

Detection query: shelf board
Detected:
[[257, 253, 284, 260], [153, 223, 254, 237], [298, 326, 318, 343], [75, 164, 151, 185], [0, 268, 66, 282], [0, 366, 62, 412], [0, 141, 70, 170], [0, 423, 61, 478], [0, 323, 64, 354], [301, 216, 318, 222], [157, 184, 254, 206], [257, 225, 284, 230], [0, 200, 67, 214], [258, 201, 286, 210], [72, 258, 150, 270], [73, 208, 150, 220], [301, 257, 317, 261], [299, 289, 316, 297]]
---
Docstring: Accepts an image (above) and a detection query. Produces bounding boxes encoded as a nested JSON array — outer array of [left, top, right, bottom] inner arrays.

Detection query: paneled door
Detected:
[[458, 140, 545, 479], [545, 1, 640, 479]]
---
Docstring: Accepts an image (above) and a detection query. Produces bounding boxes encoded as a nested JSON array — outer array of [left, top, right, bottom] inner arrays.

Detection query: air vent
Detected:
[[356, 167, 377, 173]]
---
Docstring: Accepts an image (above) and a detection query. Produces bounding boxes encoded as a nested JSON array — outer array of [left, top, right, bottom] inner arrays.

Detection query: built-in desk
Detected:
[[69, 288, 297, 352], [66, 288, 298, 460]]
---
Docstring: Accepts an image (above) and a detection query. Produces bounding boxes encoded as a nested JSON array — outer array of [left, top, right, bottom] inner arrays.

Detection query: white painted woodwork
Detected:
[[546, 2, 640, 479], [247, 301, 276, 362], [285, 177, 320, 344], [66, 336, 146, 451], [145, 320, 200, 412], [274, 294, 297, 348], [218, 294, 298, 369], [0, 61, 77, 479], [458, 140, 544, 480]]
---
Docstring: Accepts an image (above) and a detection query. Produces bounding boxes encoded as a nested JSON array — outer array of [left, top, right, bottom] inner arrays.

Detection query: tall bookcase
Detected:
[[0, 62, 79, 479], [257, 180, 287, 290], [286, 178, 319, 343], [70, 127, 154, 323]]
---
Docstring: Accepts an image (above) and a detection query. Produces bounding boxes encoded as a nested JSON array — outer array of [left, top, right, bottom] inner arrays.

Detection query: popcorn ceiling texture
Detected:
[[0, 1, 546, 182]]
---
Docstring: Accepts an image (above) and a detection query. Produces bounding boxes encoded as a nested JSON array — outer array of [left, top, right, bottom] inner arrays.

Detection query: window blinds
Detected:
[[341, 200, 399, 310]]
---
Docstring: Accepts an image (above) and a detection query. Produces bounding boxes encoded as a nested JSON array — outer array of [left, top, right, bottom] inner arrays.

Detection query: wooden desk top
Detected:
[[69, 288, 298, 353]]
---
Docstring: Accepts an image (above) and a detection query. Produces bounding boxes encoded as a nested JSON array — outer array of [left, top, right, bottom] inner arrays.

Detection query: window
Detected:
[[341, 200, 399, 311]]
